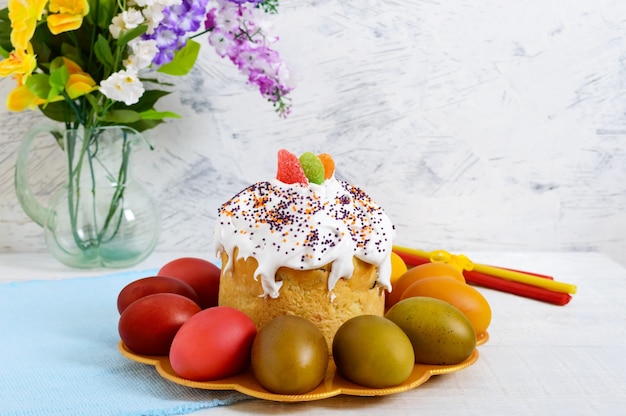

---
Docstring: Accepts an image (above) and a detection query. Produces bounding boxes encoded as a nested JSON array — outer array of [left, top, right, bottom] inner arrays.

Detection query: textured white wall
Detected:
[[1, 0, 625, 267]]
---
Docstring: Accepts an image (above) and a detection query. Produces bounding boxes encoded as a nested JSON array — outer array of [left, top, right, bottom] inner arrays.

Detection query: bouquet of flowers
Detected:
[[0, 0, 294, 268], [0, 0, 294, 131]]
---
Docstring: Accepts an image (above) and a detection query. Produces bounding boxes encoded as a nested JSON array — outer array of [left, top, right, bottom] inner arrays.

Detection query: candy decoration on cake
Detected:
[[276, 149, 308, 185], [276, 149, 334, 185], [298, 152, 326, 185]]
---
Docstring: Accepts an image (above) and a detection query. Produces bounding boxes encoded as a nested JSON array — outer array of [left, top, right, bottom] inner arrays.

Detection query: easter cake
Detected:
[[214, 150, 395, 349]]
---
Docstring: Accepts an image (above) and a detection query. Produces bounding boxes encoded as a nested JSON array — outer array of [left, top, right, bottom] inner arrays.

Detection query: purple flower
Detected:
[[205, 8, 217, 31], [206, 1, 293, 115], [166, 0, 209, 32], [226, 0, 264, 4], [144, 0, 210, 66]]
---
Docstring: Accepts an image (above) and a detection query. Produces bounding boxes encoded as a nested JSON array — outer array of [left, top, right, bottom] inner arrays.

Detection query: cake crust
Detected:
[[218, 250, 385, 350]]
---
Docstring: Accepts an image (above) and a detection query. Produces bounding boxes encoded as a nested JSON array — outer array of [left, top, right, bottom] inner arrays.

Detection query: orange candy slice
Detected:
[[317, 153, 335, 179]]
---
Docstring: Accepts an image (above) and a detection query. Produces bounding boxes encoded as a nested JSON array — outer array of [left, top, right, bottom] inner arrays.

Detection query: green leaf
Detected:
[[49, 65, 69, 100], [99, 1, 117, 29], [0, 45, 8, 59], [94, 34, 115, 67], [38, 101, 78, 123], [85, 0, 96, 25], [124, 89, 171, 113], [25, 74, 52, 99], [85, 93, 100, 111], [49, 56, 64, 72], [117, 25, 148, 48], [101, 109, 142, 123], [123, 118, 164, 132], [30, 29, 53, 65], [0, 8, 12, 54], [157, 40, 200, 76], [140, 77, 175, 87], [139, 109, 181, 120], [60, 42, 84, 68], [87, 0, 116, 29], [259, 0, 279, 14]]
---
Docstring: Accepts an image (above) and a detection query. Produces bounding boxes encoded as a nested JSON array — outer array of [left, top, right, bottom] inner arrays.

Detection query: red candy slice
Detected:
[[276, 149, 308, 185]]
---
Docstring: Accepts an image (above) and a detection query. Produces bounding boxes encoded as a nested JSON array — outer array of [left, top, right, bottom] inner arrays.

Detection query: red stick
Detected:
[[392, 250, 572, 306], [393, 250, 432, 268], [394, 250, 554, 280], [464, 269, 572, 306]]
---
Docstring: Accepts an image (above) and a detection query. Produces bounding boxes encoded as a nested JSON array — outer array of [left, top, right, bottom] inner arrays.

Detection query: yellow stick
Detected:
[[393, 246, 578, 295]]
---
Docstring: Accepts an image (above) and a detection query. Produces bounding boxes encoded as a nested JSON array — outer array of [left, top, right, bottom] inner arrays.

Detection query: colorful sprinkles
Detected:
[[217, 179, 393, 266]]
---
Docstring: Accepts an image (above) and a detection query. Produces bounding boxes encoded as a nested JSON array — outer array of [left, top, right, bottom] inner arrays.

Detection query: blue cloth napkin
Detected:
[[0, 270, 251, 416]]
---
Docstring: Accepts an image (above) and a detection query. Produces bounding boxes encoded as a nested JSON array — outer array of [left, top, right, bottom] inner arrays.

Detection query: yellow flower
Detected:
[[0, 45, 37, 79], [47, 0, 90, 35], [67, 73, 97, 98], [60, 57, 97, 99], [6, 74, 47, 111], [61, 56, 86, 75], [7, 0, 48, 51]]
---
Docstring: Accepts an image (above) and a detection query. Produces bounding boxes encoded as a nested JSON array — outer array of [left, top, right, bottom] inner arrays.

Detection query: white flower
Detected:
[[109, 15, 125, 39], [216, 3, 241, 33], [123, 8, 145, 29], [208, 30, 236, 58], [131, 0, 180, 7], [124, 39, 158, 71], [129, 0, 154, 6], [142, 5, 165, 34], [277, 63, 296, 89], [157, 0, 182, 6], [109, 8, 145, 39], [100, 69, 145, 105]]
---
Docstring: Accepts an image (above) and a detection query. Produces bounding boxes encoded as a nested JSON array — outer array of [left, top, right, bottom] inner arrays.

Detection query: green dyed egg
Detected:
[[385, 297, 476, 365]]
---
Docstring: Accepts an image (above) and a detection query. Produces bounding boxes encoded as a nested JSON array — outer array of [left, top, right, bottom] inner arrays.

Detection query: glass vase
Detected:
[[15, 124, 161, 268]]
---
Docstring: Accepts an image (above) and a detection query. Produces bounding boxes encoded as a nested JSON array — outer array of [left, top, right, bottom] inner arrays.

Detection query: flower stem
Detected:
[[65, 126, 132, 252], [66, 128, 92, 250], [96, 130, 130, 243]]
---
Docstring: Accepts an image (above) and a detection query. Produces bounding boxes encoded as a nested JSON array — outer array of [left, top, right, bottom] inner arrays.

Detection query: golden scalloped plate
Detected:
[[118, 331, 488, 402]]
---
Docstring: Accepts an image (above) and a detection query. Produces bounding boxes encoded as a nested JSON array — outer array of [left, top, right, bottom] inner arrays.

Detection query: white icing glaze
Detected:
[[214, 176, 395, 298]]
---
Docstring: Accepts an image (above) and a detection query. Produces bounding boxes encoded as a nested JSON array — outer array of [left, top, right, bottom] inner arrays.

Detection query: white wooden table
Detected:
[[1, 251, 624, 415]]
